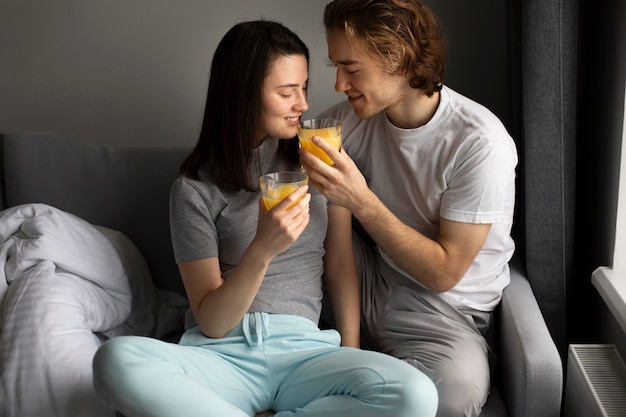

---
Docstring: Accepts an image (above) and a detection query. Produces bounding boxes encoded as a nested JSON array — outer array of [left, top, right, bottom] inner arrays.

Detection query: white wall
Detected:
[[614, 85, 626, 271], [0, 0, 508, 147]]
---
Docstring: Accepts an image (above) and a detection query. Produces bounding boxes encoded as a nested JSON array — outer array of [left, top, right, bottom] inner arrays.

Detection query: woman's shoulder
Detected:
[[171, 173, 223, 201]]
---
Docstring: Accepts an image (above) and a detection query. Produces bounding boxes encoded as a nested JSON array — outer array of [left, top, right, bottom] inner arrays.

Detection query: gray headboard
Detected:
[[0, 132, 191, 295]]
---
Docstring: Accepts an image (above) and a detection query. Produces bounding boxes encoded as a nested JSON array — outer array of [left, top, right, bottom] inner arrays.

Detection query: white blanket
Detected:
[[0, 203, 187, 417]]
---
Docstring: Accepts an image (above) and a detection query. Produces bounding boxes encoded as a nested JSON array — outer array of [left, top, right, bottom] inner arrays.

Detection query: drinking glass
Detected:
[[259, 171, 309, 210], [297, 118, 342, 165]]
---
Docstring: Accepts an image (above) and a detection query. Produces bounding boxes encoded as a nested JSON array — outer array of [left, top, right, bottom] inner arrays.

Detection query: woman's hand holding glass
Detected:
[[254, 180, 310, 260]]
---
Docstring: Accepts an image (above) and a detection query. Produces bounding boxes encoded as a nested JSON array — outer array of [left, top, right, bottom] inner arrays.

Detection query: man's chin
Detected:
[[352, 105, 377, 120]]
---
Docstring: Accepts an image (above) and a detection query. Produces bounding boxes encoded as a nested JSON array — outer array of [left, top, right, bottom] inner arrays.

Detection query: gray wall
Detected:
[[0, 0, 509, 147]]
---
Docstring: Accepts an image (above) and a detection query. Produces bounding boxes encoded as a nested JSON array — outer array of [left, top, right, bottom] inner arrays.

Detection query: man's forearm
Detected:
[[352, 194, 460, 292]]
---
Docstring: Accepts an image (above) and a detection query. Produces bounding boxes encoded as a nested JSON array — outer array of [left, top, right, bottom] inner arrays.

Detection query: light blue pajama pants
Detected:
[[93, 313, 438, 417]]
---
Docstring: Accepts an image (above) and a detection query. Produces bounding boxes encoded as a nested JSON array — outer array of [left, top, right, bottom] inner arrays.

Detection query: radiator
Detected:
[[564, 344, 626, 417]]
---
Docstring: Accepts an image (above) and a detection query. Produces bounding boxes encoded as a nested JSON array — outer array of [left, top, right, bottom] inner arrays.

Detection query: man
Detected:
[[299, 1, 517, 416]]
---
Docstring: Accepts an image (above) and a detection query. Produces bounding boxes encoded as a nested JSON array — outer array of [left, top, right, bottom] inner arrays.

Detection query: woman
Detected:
[[92, 20, 437, 417]]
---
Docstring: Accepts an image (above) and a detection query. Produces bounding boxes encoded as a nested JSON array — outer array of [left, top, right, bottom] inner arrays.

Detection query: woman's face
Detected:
[[258, 54, 309, 142]]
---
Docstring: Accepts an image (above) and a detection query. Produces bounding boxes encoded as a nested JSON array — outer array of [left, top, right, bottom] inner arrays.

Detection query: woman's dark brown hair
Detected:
[[181, 20, 309, 190], [324, 0, 446, 97]]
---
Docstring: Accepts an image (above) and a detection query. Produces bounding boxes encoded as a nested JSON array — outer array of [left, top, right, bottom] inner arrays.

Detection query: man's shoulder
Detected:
[[443, 86, 504, 127], [442, 86, 514, 145]]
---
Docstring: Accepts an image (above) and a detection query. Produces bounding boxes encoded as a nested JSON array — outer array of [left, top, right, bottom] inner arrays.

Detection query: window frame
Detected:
[[592, 83, 626, 333]]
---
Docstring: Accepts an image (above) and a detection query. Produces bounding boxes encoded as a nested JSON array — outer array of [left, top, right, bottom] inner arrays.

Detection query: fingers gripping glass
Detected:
[[297, 118, 342, 166], [259, 171, 309, 210]]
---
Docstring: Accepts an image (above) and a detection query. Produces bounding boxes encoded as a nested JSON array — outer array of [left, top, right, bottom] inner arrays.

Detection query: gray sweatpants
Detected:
[[351, 231, 495, 417]]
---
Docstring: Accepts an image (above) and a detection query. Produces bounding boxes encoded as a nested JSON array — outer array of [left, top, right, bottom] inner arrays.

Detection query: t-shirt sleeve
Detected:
[[440, 138, 517, 224], [169, 177, 220, 263]]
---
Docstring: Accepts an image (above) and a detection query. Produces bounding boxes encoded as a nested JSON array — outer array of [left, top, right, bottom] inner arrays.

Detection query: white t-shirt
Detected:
[[319, 86, 518, 311]]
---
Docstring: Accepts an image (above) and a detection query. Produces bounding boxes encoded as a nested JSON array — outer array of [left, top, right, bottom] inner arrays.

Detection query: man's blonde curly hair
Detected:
[[324, 0, 447, 97]]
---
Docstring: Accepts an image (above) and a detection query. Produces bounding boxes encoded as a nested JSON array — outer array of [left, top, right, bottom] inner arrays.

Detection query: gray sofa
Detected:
[[0, 132, 563, 417]]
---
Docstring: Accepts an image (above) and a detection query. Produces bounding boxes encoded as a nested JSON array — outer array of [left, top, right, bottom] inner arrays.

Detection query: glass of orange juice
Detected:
[[259, 171, 309, 210], [297, 118, 342, 165]]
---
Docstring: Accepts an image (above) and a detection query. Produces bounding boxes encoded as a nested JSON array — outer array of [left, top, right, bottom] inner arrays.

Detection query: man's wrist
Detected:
[[352, 189, 381, 223]]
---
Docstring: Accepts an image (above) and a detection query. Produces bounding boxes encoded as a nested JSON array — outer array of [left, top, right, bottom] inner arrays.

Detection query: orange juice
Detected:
[[259, 171, 309, 210], [262, 183, 301, 210], [298, 119, 342, 165]]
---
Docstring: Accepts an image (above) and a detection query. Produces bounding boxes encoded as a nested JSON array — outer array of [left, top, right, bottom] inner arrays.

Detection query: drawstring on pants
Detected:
[[242, 312, 270, 347]]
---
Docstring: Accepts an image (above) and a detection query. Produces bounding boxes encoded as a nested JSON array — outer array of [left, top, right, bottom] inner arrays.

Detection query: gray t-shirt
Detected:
[[169, 138, 327, 327]]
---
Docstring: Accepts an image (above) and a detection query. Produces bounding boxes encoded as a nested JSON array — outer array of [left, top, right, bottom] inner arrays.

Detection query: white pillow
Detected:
[[96, 226, 188, 338]]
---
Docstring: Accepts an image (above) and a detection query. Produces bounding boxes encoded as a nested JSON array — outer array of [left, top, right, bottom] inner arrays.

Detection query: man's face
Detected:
[[327, 29, 408, 120]]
